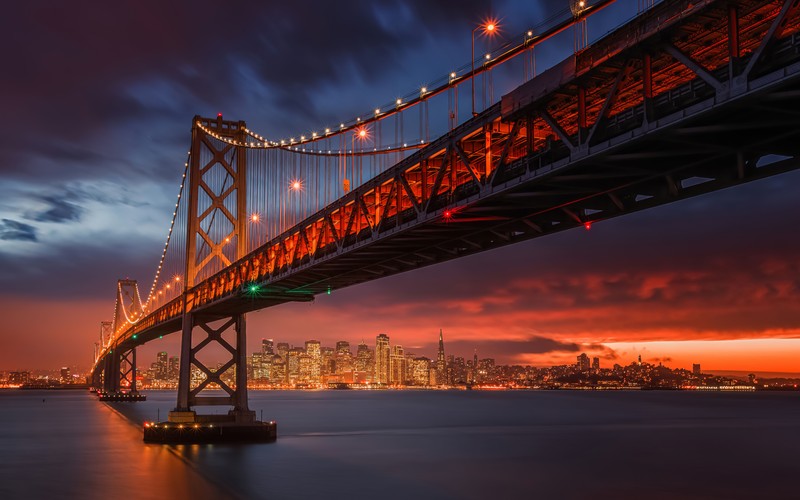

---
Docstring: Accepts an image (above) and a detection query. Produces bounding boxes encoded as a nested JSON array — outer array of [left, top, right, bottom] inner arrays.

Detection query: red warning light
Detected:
[[584, 221, 592, 230], [443, 210, 452, 220], [217, 112, 223, 118]]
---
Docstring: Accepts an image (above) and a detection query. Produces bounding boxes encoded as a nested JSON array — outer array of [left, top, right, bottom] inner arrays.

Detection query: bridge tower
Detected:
[[170, 115, 255, 425], [99, 280, 144, 400]]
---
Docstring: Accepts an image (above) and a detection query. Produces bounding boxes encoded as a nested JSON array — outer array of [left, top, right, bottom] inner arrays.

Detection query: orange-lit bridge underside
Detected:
[[101, 0, 800, 365]]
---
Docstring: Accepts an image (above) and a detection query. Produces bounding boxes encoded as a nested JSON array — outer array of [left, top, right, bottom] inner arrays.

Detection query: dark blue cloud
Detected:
[[28, 196, 83, 223], [0, 219, 37, 241]]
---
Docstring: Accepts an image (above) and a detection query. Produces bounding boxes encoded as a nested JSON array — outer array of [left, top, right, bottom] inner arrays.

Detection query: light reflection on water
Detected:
[[2, 390, 798, 499], [0, 390, 231, 499]]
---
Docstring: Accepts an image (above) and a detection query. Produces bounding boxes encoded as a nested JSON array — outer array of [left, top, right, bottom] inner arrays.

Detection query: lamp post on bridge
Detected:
[[472, 20, 498, 117], [348, 126, 368, 193]]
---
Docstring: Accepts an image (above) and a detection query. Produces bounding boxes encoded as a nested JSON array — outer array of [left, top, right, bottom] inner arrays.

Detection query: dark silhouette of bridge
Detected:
[[90, 0, 800, 439]]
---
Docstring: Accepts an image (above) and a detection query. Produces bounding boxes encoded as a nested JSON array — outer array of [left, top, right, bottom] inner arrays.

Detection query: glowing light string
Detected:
[[197, 3, 596, 151]]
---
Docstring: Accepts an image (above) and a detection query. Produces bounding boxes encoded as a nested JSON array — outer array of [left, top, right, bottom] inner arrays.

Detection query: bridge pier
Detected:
[[97, 347, 146, 402], [145, 115, 274, 443], [147, 311, 274, 443]]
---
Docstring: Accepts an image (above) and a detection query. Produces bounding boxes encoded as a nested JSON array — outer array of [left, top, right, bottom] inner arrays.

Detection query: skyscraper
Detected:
[[305, 340, 321, 383], [436, 329, 447, 385], [389, 345, 406, 385], [277, 342, 290, 363], [577, 353, 590, 371], [168, 356, 180, 380], [355, 341, 373, 381], [693, 363, 701, 375], [157, 351, 168, 380], [375, 334, 390, 384], [592, 357, 600, 370], [262, 338, 274, 356]]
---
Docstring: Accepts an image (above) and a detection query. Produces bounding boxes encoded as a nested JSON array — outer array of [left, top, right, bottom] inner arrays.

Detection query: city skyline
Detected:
[[0, 0, 799, 374]]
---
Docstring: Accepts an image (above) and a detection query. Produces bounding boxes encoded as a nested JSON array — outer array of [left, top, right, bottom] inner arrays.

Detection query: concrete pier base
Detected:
[[97, 392, 146, 402], [143, 415, 276, 444]]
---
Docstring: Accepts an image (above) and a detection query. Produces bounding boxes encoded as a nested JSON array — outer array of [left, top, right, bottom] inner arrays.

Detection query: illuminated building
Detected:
[[271, 356, 286, 383], [355, 342, 374, 380], [157, 351, 168, 379], [305, 340, 321, 383], [251, 352, 264, 379], [334, 340, 353, 376], [436, 329, 447, 385], [9, 372, 30, 385], [410, 357, 431, 386], [277, 342, 289, 363], [298, 354, 313, 383], [321, 346, 335, 377], [577, 353, 590, 372], [477, 358, 495, 383], [592, 357, 600, 370], [450, 356, 466, 384], [389, 345, 406, 385], [168, 356, 179, 380], [336, 341, 351, 356], [375, 334, 390, 384], [287, 348, 303, 383], [60, 367, 71, 384], [262, 338, 274, 355]]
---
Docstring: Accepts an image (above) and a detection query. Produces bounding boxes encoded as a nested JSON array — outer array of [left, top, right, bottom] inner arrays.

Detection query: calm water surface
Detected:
[[1, 390, 798, 499]]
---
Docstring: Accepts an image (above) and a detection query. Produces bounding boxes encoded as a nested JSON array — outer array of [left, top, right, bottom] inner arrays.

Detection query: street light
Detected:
[[472, 20, 498, 116], [347, 127, 369, 193]]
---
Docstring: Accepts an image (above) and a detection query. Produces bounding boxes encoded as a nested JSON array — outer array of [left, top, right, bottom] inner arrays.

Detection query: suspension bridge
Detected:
[[89, 0, 800, 442]]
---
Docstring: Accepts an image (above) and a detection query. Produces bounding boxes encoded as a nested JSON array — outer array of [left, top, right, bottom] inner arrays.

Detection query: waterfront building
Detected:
[[577, 353, 590, 372], [251, 352, 264, 379], [9, 372, 30, 385], [334, 340, 353, 377], [389, 345, 406, 385], [410, 357, 431, 386], [355, 342, 373, 378], [157, 351, 168, 379], [375, 334, 390, 384], [305, 340, 322, 382], [271, 356, 286, 383], [298, 354, 313, 383], [168, 356, 179, 380], [321, 346, 335, 377], [592, 357, 600, 370], [287, 348, 303, 383]]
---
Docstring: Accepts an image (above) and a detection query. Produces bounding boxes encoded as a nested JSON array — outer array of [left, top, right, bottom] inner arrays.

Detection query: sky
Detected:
[[1, 0, 798, 374]]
